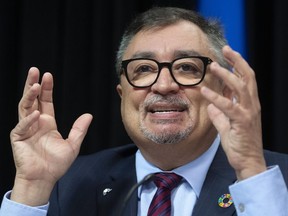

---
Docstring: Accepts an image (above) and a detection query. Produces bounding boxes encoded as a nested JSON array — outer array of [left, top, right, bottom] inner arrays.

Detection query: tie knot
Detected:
[[153, 172, 182, 191]]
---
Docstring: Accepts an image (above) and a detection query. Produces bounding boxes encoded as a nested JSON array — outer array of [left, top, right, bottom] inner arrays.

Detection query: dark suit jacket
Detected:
[[48, 144, 288, 216]]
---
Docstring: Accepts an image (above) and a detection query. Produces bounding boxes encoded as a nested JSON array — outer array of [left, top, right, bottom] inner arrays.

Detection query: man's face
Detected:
[[117, 21, 223, 151]]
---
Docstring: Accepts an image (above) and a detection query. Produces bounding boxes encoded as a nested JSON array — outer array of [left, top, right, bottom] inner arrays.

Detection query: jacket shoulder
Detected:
[[264, 149, 288, 182], [264, 149, 288, 164], [48, 144, 138, 216], [70, 143, 138, 173]]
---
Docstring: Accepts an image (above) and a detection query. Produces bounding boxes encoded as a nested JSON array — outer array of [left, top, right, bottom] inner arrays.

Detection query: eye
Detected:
[[131, 60, 158, 74], [173, 58, 204, 78], [176, 63, 202, 76], [126, 59, 159, 82], [180, 63, 199, 72], [134, 64, 155, 73]]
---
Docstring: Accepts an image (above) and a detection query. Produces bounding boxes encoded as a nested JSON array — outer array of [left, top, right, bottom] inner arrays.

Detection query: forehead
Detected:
[[123, 21, 211, 60]]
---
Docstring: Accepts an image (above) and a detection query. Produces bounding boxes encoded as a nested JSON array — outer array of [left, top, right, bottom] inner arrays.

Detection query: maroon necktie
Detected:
[[147, 172, 182, 216]]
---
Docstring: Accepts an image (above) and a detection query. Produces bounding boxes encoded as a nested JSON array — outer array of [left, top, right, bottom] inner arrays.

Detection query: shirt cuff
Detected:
[[229, 165, 288, 216], [0, 191, 49, 216]]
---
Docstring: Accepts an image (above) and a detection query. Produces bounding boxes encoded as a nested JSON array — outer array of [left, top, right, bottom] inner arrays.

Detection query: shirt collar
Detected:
[[135, 135, 220, 197]]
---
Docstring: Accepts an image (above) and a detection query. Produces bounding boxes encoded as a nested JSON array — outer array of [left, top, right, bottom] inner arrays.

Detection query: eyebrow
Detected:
[[129, 50, 204, 60], [130, 52, 156, 59], [173, 50, 203, 58]]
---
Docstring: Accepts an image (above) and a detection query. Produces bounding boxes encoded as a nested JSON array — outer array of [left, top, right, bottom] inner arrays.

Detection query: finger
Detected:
[[222, 46, 260, 99], [19, 68, 41, 120], [11, 110, 40, 142], [66, 114, 93, 153], [38, 72, 55, 117], [206, 103, 230, 134], [23, 67, 40, 95], [201, 86, 242, 121], [209, 62, 252, 108], [19, 83, 41, 120]]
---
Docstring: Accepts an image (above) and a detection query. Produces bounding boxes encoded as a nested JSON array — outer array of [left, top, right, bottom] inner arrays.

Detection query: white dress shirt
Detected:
[[136, 135, 220, 216]]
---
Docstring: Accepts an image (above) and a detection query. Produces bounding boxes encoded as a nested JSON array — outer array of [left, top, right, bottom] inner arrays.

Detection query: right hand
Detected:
[[10, 67, 93, 206]]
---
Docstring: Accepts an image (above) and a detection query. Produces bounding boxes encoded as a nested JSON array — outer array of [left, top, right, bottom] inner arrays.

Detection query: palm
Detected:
[[12, 117, 72, 183], [11, 68, 92, 185]]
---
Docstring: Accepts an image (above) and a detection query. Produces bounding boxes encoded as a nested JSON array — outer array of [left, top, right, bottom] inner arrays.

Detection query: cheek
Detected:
[[192, 96, 210, 121], [198, 101, 212, 125], [120, 88, 147, 122], [120, 88, 149, 141], [185, 88, 213, 125]]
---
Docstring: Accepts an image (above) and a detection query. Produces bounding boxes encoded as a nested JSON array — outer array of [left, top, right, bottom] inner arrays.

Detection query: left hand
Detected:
[[201, 45, 266, 180]]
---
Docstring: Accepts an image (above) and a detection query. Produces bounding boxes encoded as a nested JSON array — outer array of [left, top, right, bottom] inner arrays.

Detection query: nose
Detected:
[[150, 67, 180, 95]]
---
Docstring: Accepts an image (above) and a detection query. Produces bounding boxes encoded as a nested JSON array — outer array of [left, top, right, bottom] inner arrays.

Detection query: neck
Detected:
[[137, 130, 218, 170]]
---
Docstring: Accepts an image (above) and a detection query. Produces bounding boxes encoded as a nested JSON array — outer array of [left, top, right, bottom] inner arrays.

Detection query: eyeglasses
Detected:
[[121, 56, 213, 88]]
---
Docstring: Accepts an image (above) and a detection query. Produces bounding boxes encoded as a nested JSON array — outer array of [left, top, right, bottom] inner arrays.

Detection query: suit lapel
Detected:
[[192, 145, 237, 216], [95, 153, 138, 216]]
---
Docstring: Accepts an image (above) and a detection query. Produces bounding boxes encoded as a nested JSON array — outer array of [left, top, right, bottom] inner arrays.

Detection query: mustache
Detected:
[[143, 94, 189, 109]]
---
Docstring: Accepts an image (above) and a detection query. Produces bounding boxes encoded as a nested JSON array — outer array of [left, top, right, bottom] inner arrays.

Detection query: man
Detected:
[[1, 6, 288, 216]]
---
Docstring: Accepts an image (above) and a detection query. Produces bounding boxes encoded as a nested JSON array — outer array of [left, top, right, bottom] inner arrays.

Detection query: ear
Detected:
[[116, 84, 123, 98]]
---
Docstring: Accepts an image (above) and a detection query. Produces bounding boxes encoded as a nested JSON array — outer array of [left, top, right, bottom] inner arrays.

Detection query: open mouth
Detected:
[[144, 95, 189, 116], [150, 108, 185, 113], [147, 103, 187, 114]]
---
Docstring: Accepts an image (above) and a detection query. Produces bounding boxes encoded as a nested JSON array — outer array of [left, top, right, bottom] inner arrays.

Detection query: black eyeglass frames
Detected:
[[121, 56, 213, 88]]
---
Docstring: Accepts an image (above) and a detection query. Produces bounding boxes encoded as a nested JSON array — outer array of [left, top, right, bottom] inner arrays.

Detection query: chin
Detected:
[[140, 124, 193, 145]]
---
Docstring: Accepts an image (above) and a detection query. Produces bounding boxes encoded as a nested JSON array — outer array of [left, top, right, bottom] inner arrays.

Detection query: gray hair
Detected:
[[115, 7, 230, 78]]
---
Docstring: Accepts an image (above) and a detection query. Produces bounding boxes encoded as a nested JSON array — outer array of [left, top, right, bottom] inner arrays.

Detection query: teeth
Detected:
[[152, 110, 181, 113]]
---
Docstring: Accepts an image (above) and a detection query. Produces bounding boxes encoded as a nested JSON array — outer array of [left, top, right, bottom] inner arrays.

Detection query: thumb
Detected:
[[67, 113, 93, 151]]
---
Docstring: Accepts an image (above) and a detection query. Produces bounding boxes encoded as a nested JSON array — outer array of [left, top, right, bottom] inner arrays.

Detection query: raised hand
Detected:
[[10, 67, 93, 206], [201, 46, 266, 180]]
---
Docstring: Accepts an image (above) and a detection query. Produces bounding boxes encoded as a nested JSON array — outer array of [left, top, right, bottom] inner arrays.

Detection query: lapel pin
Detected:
[[103, 188, 112, 196], [218, 193, 233, 208]]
